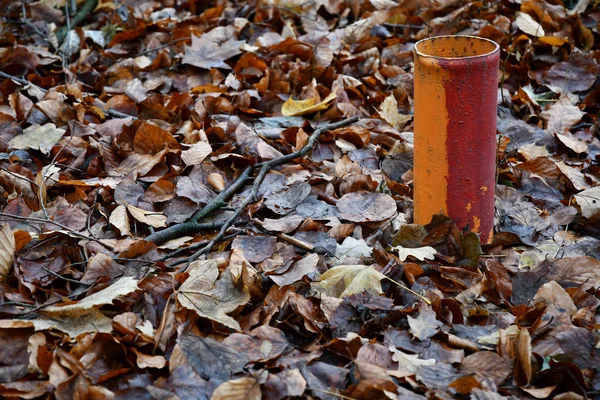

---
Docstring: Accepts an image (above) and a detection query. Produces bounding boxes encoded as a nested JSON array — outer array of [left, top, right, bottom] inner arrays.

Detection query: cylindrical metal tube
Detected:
[[413, 35, 500, 243]]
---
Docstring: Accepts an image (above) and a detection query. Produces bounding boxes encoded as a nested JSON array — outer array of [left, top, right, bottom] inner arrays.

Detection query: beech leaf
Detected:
[[516, 12, 545, 37], [176, 259, 250, 331], [8, 123, 65, 155], [126, 204, 167, 228], [311, 265, 384, 298], [391, 245, 437, 262], [0, 224, 15, 282], [183, 27, 245, 70], [281, 92, 336, 116], [573, 186, 600, 218]]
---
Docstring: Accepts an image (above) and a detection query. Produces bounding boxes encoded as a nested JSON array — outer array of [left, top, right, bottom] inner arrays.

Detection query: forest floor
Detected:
[[0, 0, 599, 399]]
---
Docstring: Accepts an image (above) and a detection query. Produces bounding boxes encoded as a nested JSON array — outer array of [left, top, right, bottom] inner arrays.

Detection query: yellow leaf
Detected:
[[281, 92, 336, 117], [311, 265, 384, 298]]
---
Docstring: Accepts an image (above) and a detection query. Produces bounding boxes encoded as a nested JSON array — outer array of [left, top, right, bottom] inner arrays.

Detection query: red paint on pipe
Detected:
[[440, 51, 499, 243], [413, 36, 500, 243]]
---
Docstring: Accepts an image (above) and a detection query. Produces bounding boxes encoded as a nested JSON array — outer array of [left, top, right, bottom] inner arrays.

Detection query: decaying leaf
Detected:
[[516, 12, 545, 37], [337, 191, 397, 222], [0, 224, 15, 282], [391, 245, 437, 262], [109, 205, 131, 236], [281, 92, 336, 116], [311, 265, 384, 298], [573, 187, 600, 218], [8, 124, 65, 155], [183, 26, 245, 70], [378, 94, 411, 130], [177, 259, 250, 331], [126, 204, 167, 228]]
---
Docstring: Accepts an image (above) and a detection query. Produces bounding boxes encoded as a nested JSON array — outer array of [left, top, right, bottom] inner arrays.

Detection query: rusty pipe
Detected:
[[413, 35, 500, 243]]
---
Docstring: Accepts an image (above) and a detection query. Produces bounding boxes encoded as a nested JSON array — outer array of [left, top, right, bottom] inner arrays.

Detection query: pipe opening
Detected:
[[415, 36, 499, 59]]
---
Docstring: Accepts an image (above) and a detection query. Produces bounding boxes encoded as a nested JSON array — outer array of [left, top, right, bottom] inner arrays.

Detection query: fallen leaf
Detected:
[[407, 305, 443, 340], [389, 345, 436, 374], [183, 26, 245, 70], [378, 94, 411, 130], [178, 333, 250, 380], [337, 191, 397, 222], [540, 95, 584, 134], [0, 224, 15, 282], [516, 12, 545, 37], [181, 141, 212, 166], [281, 92, 336, 116], [109, 205, 130, 236], [573, 186, 600, 218], [8, 124, 65, 155], [126, 204, 167, 228], [311, 265, 384, 298], [391, 245, 437, 262], [211, 375, 263, 400], [177, 260, 250, 331]]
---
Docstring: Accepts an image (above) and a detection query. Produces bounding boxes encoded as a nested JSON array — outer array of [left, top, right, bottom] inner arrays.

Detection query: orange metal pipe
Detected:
[[413, 36, 500, 243]]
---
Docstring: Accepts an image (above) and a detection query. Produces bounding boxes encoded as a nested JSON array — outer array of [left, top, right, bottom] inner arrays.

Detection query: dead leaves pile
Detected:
[[0, 0, 599, 399]]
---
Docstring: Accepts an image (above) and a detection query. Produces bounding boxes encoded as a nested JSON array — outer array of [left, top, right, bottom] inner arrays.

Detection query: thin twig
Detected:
[[383, 276, 431, 305], [56, 0, 98, 44], [0, 71, 47, 93], [0, 212, 111, 248], [136, 37, 191, 57]]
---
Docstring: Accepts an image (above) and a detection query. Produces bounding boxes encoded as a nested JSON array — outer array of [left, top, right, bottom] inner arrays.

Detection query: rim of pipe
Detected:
[[414, 35, 500, 60]]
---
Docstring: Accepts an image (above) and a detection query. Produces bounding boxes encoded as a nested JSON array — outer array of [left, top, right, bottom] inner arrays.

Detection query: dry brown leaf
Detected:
[[0, 223, 15, 282], [514, 327, 532, 387], [126, 204, 167, 228], [281, 92, 336, 116], [183, 26, 245, 70], [211, 375, 263, 400], [573, 187, 600, 218], [378, 94, 411, 130], [541, 95, 584, 134], [311, 265, 384, 298], [133, 123, 179, 155], [177, 259, 250, 331], [181, 141, 212, 166], [337, 191, 397, 222], [109, 204, 130, 236], [8, 123, 65, 155]]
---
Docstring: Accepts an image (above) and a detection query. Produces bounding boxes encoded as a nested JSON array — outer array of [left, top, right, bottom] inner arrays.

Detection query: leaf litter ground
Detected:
[[0, 0, 599, 399]]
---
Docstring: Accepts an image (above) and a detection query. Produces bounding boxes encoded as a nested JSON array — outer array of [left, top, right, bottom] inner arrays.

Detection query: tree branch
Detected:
[[56, 0, 98, 44], [146, 117, 359, 248], [179, 116, 360, 267]]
